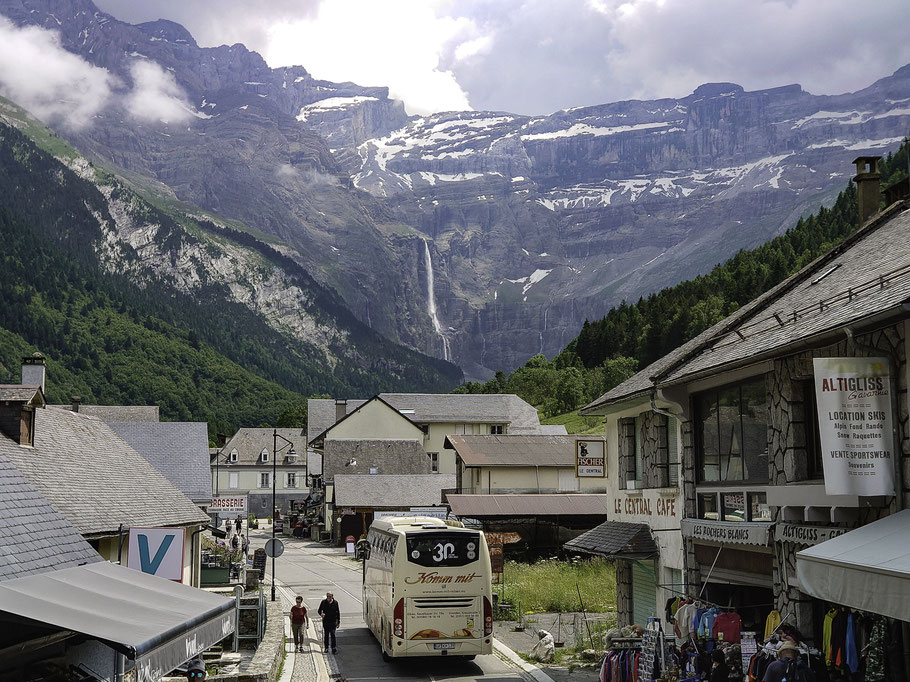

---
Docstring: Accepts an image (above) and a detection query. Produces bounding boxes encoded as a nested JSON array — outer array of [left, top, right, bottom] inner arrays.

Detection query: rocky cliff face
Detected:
[[4, 0, 910, 379]]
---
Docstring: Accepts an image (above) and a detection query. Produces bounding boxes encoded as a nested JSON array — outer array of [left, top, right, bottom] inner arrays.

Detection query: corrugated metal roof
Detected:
[[564, 520, 658, 559], [445, 434, 588, 467], [447, 494, 608, 517]]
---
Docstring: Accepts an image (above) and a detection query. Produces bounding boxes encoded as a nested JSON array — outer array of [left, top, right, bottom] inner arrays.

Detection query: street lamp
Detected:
[[272, 430, 294, 602]]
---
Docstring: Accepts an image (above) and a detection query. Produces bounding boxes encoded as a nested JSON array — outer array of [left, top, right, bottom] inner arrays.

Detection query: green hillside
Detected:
[[0, 119, 460, 435]]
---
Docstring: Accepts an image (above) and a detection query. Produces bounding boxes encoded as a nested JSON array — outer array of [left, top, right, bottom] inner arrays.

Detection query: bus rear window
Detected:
[[406, 532, 480, 567]]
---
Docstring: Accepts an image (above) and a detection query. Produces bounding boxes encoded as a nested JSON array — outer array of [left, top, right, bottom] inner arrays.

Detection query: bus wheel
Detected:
[[460, 655, 476, 661], [381, 648, 392, 663]]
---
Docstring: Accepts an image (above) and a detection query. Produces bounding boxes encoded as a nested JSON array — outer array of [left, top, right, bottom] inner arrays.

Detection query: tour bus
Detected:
[[362, 516, 493, 660]]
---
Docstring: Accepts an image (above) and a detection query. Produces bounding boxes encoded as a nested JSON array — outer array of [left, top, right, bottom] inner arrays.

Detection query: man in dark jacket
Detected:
[[317, 592, 341, 654]]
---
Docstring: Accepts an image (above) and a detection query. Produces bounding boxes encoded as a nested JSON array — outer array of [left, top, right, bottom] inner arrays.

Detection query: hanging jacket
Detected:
[[764, 609, 781, 641], [845, 613, 859, 673], [699, 607, 721, 638], [712, 612, 743, 643], [822, 609, 836, 665]]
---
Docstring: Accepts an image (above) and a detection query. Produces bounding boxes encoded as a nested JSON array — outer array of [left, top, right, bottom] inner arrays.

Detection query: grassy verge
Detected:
[[498, 558, 616, 613], [540, 410, 604, 435]]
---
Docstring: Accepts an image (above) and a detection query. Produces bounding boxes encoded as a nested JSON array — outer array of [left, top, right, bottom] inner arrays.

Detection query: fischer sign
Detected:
[[576, 439, 606, 478]]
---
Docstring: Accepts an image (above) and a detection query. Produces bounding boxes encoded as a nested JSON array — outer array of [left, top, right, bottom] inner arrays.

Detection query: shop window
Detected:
[[654, 415, 680, 487], [634, 415, 644, 484], [802, 380, 825, 479], [695, 376, 769, 483], [698, 492, 719, 520], [722, 492, 746, 522], [619, 417, 637, 489], [748, 492, 771, 522]]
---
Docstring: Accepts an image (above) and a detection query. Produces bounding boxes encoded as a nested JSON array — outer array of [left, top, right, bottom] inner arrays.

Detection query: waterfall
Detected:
[[423, 239, 451, 362]]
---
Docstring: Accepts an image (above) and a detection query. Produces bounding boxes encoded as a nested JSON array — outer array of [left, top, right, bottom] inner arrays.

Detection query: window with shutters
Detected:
[[259, 472, 271, 488], [286, 472, 298, 488], [228, 472, 239, 489]]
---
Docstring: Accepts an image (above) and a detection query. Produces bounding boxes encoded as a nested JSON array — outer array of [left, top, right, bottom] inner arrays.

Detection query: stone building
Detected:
[[580, 161, 910, 645]]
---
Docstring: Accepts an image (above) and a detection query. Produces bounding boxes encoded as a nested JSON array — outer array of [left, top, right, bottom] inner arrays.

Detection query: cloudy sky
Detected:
[[85, 0, 910, 116]]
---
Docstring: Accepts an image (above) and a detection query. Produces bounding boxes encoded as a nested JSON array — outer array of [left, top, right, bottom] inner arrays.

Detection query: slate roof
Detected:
[[309, 393, 543, 444], [663, 205, 910, 383], [0, 407, 210, 538], [0, 451, 101, 582], [564, 520, 659, 559], [445, 434, 581, 467], [582, 202, 910, 412], [447, 494, 609, 517], [62, 405, 160, 422], [107, 422, 212, 504], [219, 428, 306, 465], [333, 474, 456, 508], [0, 385, 43, 404]]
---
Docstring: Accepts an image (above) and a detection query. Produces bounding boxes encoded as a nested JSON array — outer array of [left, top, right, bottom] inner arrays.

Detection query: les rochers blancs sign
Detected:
[[813, 357, 896, 496]]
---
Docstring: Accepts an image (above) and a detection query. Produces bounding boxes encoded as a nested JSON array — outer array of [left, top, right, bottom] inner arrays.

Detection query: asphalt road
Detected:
[[250, 529, 527, 682]]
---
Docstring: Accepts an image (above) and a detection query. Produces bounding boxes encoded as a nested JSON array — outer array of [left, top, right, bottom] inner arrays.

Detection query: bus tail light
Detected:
[[393, 598, 405, 638], [483, 597, 493, 636]]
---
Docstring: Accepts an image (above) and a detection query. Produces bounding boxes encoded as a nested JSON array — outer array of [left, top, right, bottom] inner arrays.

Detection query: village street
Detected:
[[248, 529, 529, 682]]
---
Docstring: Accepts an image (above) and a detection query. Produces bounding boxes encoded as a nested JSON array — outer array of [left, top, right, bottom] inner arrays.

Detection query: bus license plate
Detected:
[[433, 643, 456, 650]]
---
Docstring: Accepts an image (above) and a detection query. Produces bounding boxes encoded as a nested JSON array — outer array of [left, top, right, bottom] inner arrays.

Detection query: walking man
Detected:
[[290, 596, 309, 652], [317, 592, 340, 654], [235, 514, 242, 535]]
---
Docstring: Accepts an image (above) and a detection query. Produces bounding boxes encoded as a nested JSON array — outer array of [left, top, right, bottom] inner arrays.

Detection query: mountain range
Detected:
[[2, 0, 910, 382]]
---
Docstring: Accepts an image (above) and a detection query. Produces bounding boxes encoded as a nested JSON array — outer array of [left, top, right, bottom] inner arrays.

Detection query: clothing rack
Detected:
[[658, 583, 775, 611]]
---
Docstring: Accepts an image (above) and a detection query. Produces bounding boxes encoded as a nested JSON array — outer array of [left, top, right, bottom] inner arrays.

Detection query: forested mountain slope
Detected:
[[0, 114, 460, 435]]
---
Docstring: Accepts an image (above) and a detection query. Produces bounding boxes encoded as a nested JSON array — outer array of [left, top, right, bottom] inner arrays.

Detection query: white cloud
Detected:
[[264, 0, 480, 114], [92, 0, 910, 116], [0, 16, 115, 129], [125, 60, 194, 124]]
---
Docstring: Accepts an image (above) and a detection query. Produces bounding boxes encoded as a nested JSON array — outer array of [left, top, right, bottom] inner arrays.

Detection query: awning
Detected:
[[796, 510, 910, 621], [564, 521, 658, 560], [447, 494, 608, 517], [0, 561, 234, 681]]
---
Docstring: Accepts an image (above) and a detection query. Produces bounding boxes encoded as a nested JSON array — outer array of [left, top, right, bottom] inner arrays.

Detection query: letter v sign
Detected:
[[138, 533, 175, 574]]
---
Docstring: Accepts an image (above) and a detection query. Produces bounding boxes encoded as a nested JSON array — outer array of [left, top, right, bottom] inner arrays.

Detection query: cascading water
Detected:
[[423, 238, 451, 362]]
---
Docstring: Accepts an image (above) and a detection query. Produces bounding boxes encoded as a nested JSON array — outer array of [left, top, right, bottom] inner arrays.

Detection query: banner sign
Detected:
[[374, 508, 448, 520], [681, 519, 771, 546], [576, 439, 606, 478], [210, 496, 248, 515], [813, 357, 896, 496], [127, 527, 186, 581], [775, 523, 847, 547]]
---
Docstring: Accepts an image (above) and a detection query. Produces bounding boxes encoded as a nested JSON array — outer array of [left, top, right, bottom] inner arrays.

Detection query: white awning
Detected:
[[0, 562, 234, 681], [796, 510, 910, 621]]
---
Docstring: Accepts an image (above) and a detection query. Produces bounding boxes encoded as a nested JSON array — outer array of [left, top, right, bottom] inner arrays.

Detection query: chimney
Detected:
[[70, 396, 82, 412], [335, 399, 347, 423], [853, 156, 882, 226], [21, 353, 46, 393]]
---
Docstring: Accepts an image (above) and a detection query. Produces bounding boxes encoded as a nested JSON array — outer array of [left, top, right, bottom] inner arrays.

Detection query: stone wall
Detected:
[[615, 560, 633, 628], [323, 439, 431, 479], [767, 324, 908, 638]]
